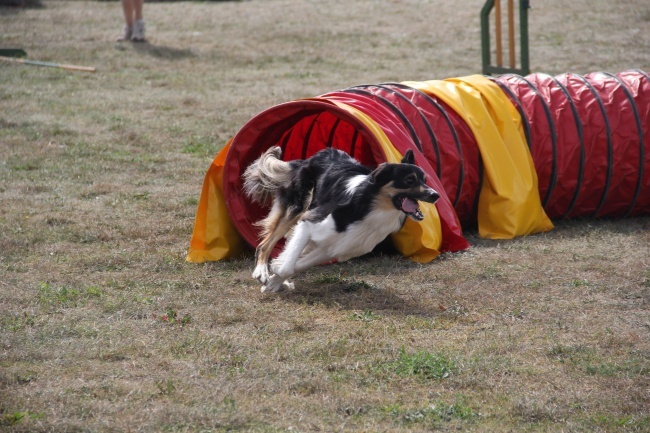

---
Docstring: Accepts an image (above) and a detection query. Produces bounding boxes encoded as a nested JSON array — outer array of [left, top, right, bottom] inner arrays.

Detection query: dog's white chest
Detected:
[[311, 211, 404, 261]]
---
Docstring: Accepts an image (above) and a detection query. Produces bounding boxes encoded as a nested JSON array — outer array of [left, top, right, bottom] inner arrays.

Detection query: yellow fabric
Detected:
[[402, 75, 553, 239], [331, 101, 443, 262], [186, 139, 246, 262]]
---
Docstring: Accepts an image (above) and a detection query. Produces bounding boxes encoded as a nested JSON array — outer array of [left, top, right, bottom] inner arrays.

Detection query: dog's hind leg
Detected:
[[253, 204, 303, 284], [252, 202, 284, 284], [262, 221, 313, 293]]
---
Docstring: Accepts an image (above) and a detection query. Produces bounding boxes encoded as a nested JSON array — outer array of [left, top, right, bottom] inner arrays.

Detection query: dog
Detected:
[[242, 146, 440, 293]]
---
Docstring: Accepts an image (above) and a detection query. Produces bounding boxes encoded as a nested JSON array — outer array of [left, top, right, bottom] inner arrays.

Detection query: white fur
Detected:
[[345, 175, 367, 195], [252, 263, 269, 284], [262, 207, 404, 293]]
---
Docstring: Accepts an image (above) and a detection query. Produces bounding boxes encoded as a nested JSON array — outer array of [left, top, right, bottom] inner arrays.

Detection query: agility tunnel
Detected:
[[187, 69, 649, 263]]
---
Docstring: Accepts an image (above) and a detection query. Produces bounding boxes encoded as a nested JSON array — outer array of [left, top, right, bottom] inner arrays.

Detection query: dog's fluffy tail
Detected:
[[243, 146, 293, 205]]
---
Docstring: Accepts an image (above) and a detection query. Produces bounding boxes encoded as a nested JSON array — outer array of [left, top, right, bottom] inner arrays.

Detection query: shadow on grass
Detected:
[[272, 279, 442, 319], [0, 0, 43, 10], [463, 216, 650, 249], [132, 42, 195, 59]]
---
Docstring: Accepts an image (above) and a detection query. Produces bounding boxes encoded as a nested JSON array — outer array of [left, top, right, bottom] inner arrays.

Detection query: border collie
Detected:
[[243, 146, 440, 293]]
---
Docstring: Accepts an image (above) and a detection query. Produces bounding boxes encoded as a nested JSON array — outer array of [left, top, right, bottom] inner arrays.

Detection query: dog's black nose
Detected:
[[429, 190, 440, 204]]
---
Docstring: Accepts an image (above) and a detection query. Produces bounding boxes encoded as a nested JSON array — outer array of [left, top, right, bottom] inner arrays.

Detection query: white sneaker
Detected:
[[132, 19, 146, 42], [116, 25, 132, 42]]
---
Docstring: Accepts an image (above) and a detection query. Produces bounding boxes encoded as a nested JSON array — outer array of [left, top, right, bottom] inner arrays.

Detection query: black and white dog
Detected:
[[243, 146, 440, 292]]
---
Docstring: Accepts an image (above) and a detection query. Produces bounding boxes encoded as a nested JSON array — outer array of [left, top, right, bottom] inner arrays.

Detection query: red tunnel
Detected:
[[191, 69, 649, 261]]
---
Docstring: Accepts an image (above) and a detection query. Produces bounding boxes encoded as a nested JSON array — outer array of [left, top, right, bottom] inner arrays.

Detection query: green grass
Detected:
[[387, 348, 456, 380], [0, 411, 45, 428], [549, 344, 650, 378], [37, 282, 104, 308], [182, 134, 218, 158], [382, 397, 477, 426]]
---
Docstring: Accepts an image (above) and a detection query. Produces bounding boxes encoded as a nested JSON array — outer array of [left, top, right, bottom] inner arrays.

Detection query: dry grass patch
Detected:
[[2, 0, 650, 432]]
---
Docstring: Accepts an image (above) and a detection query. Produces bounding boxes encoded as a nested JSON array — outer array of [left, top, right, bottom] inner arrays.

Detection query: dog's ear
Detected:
[[401, 149, 415, 165], [370, 163, 392, 186]]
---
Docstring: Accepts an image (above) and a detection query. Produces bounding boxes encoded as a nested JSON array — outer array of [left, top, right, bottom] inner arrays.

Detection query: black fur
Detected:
[[276, 148, 438, 231]]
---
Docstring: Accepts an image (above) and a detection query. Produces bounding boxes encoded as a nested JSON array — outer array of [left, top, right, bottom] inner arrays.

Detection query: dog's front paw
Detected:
[[270, 261, 294, 279], [252, 264, 270, 284], [261, 274, 293, 293]]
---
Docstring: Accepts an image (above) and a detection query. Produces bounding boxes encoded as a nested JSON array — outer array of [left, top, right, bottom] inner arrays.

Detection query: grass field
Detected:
[[1, 0, 649, 431]]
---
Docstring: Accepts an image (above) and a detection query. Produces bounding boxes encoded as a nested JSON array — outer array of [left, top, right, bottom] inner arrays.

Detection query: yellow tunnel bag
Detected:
[[402, 75, 553, 239]]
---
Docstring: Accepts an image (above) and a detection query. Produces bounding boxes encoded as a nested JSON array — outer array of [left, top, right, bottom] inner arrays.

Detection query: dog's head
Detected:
[[370, 150, 440, 221]]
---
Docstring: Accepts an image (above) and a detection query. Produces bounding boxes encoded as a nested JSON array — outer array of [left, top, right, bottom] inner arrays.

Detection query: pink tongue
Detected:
[[401, 198, 418, 213]]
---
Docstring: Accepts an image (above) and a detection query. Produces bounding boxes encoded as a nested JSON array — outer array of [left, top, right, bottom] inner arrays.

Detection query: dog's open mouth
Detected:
[[399, 196, 424, 221]]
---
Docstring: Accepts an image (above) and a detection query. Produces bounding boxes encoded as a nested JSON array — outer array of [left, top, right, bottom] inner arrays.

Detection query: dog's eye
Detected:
[[404, 176, 417, 186]]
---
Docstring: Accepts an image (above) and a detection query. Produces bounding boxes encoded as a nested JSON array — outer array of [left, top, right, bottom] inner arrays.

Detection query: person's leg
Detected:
[[117, 0, 134, 41], [131, 0, 146, 42], [133, 0, 143, 21], [120, 0, 134, 27]]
